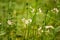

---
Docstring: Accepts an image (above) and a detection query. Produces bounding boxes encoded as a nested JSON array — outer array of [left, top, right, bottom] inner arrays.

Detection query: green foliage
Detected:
[[0, 0, 60, 40]]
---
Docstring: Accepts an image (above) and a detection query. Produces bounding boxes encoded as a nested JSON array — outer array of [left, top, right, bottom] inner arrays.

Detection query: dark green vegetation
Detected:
[[0, 0, 60, 40]]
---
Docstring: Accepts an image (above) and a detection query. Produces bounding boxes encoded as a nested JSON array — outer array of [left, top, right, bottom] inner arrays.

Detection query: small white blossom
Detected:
[[54, 8, 59, 13], [45, 26, 54, 29], [22, 18, 32, 25], [29, 6, 35, 13], [28, 19, 32, 23], [51, 8, 59, 13], [7, 20, 13, 25], [25, 20, 29, 25], [39, 8, 42, 13]]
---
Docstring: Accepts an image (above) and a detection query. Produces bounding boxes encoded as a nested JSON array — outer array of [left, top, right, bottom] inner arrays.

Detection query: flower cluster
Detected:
[[51, 8, 59, 13], [38, 25, 54, 34], [22, 18, 32, 25], [29, 6, 43, 15], [7, 20, 13, 25]]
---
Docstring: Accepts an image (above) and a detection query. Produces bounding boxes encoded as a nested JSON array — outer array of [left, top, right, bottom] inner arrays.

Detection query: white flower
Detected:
[[7, 20, 13, 25], [38, 27, 42, 31], [54, 8, 59, 13], [29, 6, 35, 13], [39, 8, 42, 13], [51, 8, 59, 13], [45, 26, 54, 29], [28, 19, 32, 23], [22, 18, 32, 25], [25, 20, 29, 25]]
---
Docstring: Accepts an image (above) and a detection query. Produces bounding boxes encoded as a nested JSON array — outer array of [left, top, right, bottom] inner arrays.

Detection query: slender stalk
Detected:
[[26, 2, 29, 40]]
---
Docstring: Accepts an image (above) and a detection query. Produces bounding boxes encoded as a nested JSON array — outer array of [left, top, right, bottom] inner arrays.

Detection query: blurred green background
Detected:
[[0, 0, 60, 40]]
